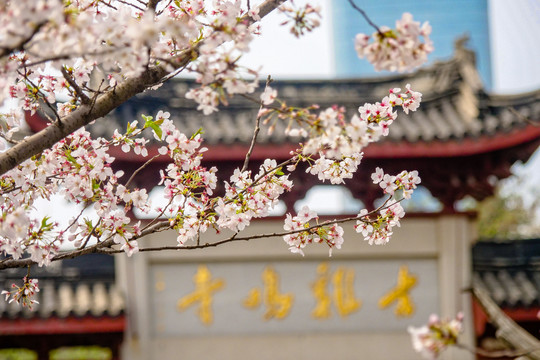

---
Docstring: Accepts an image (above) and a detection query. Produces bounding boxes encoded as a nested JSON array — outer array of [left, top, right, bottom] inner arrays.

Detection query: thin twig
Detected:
[[62, 203, 88, 235], [0, 133, 20, 146], [60, 67, 91, 105], [125, 154, 160, 189], [156, 0, 173, 15], [78, 218, 102, 250], [141, 198, 174, 232], [18, 70, 62, 123], [114, 0, 145, 12], [347, 0, 382, 35], [242, 75, 272, 172]]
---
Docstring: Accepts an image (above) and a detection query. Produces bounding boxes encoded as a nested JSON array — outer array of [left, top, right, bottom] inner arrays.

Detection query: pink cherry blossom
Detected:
[[355, 12, 433, 72], [408, 313, 464, 359]]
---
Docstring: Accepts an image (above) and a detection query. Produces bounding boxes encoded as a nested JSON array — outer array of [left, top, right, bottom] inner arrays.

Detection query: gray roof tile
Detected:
[[473, 239, 540, 308], [0, 254, 123, 319], [84, 49, 539, 148]]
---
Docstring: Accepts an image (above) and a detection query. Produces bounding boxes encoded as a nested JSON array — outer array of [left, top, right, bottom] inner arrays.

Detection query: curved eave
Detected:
[[365, 124, 540, 159], [26, 111, 540, 162]]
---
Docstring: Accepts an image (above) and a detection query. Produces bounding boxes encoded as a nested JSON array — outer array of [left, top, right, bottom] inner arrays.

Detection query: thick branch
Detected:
[[0, 65, 169, 175], [0, 0, 286, 176]]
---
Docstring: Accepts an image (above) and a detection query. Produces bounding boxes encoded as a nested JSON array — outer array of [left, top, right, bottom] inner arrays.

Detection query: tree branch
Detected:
[[347, 0, 382, 35], [0, 196, 401, 270], [241, 76, 272, 172], [125, 154, 160, 188], [455, 343, 538, 359], [61, 67, 91, 105], [0, 0, 286, 176]]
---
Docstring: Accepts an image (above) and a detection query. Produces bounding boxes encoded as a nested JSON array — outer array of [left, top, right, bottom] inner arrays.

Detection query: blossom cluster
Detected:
[[302, 85, 421, 157], [355, 12, 433, 72], [408, 313, 464, 359], [0, 124, 151, 262], [283, 206, 344, 256], [215, 159, 293, 234], [371, 167, 421, 198], [1, 276, 39, 309], [353, 168, 421, 245], [305, 153, 363, 185], [271, 85, 422, 185], [354, 203, 405, 245], [279, 2, 322, 37]]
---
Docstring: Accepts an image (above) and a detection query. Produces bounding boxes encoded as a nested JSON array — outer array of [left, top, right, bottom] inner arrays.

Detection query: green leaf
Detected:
[[143, 115, 163, 139], [41, 216, 51, 229], [191, 127, 205, 139], [149, 122, 162, 139], [65, 150, 78, 166]]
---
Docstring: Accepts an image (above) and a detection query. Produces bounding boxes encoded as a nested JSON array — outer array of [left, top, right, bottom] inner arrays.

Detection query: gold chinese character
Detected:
[[311, 263, 332, 319], [332, 267, 362, 317], [177, 265, 224, 326], [311, 263, 361, 319], [243, 266, 294, 320], [378, 265, 417, 317]]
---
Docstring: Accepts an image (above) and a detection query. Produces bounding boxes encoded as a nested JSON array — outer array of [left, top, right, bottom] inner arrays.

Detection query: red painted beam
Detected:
[[364, 125, 540, 158], [0, 316, 125, 335], [501, 307, 540, 322], [472, 298, 540, 338]]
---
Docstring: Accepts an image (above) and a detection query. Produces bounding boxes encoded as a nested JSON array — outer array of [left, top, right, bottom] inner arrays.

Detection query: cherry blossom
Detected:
[[260, 86, 277, 105], [279, 2, 322, 37], [1, 276, 39, 309], [352, 168, 421, 245], [408, 313, 464, 359], [283, 205, 345, 256], [0, 1, 428, 322], [355, 12, 433, 72]]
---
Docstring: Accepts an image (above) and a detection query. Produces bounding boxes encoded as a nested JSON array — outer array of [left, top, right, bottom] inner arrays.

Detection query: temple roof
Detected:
[[25, 41, 540, 210], [84, 42, 540, 151], [0, 254, 124, 322]]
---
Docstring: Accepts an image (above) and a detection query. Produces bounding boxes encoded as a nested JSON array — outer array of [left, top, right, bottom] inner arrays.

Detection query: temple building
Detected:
[[9, 41, 540, 359]]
